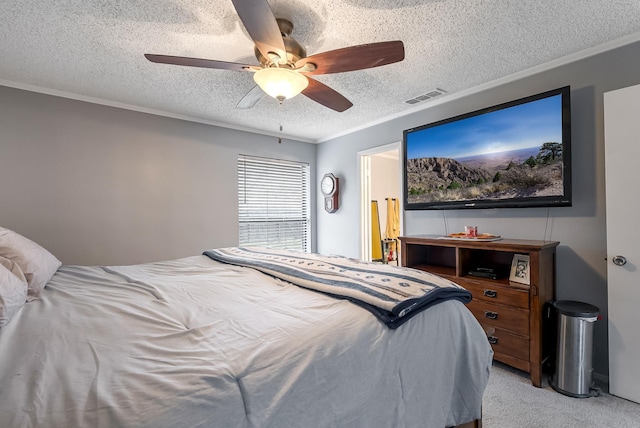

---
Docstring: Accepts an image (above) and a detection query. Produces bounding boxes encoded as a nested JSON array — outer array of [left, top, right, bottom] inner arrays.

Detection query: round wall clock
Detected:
[[321, 173, 339, 213]]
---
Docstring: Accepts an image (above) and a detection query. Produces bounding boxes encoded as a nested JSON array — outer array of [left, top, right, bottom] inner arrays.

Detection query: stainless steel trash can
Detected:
[[549, 300, 599, 398]]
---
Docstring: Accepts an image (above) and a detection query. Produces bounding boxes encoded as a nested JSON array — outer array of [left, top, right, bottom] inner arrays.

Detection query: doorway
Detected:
[[358, 142, 402, 262]]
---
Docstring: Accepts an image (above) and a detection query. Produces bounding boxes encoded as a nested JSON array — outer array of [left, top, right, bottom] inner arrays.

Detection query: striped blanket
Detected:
[[204, 247, 472, 328]]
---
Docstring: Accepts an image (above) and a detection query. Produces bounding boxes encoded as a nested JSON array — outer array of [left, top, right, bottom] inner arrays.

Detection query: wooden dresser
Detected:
[[399, 235, 559, 387]]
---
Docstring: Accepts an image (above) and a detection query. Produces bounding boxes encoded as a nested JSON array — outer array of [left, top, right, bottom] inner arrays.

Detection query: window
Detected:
[[238, 155, 311, 252]]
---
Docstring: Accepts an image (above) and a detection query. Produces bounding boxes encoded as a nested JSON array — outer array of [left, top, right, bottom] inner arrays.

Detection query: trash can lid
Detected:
[[553, 300, 599, 317]]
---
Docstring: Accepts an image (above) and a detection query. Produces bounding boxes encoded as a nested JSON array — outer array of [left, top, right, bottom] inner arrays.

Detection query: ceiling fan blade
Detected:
[[296, 41, 405, 75], [231, 0, 286, 64], [145, 54, 256, 71], [236, 85, 266, 109], [302, 78, 353, 112]]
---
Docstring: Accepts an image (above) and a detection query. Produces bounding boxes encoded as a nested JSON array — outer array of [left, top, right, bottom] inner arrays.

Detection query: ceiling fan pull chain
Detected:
[[277, 102, 283, 144]]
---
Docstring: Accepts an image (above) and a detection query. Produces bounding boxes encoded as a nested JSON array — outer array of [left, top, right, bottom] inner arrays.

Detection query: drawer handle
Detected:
[[487, 336, 499, 345], [484, 311, 498, 320], [483, 289, 497, 298]]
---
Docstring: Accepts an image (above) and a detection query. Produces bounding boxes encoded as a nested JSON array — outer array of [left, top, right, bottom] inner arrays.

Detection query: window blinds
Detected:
[[238, 155, 311, 252]]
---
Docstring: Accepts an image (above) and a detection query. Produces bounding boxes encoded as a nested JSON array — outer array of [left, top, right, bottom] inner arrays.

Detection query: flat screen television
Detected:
[[403, 86, 572, 210]]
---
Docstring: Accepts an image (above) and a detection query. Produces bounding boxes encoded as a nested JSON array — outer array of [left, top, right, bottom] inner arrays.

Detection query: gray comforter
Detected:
[[0, 255, 492, 428]]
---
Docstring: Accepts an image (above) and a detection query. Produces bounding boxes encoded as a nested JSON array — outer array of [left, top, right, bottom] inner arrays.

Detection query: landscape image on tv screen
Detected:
[[405, 92, 566, 208]]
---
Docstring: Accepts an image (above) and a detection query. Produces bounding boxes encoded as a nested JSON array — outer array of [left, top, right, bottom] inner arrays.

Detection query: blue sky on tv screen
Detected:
[[407, 94, 563, 159]]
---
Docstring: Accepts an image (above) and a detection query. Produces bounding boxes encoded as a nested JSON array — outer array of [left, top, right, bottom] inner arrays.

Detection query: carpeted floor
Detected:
[[483, 362, 640, 427]]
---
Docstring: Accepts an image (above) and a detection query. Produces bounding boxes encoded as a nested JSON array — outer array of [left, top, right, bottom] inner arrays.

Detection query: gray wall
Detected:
[[0, 86, 316, 266], [316, 40, 640, 378]]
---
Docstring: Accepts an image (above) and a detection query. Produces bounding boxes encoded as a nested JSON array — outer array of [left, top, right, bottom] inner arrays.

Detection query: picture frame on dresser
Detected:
[[510, 254, 531, 285]]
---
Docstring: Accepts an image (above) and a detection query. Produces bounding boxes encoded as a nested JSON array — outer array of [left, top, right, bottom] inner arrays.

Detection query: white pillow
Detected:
[[0, 227, 61, 300], [0, 256, 28, 327]]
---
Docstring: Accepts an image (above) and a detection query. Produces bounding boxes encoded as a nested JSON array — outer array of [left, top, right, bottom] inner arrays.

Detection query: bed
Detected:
[[0, 229, 492, 428]]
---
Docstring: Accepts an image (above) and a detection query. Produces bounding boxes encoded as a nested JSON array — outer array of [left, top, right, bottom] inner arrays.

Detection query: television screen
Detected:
[[403, 86, 572, 210]]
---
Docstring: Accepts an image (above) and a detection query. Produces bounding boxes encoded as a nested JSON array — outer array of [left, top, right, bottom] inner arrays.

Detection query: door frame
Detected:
[[358, 142, 402, 262]]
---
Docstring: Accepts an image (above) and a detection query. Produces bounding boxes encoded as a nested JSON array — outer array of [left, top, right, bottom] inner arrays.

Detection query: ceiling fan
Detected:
[[145, 0, 405, 112]]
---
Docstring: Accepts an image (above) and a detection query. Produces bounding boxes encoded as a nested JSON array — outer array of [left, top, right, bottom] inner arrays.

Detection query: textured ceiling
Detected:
[[2, 1, 640, 143]]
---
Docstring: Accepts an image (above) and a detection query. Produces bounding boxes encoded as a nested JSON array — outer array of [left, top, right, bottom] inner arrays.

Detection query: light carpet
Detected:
[[483, 362, 640, 427]]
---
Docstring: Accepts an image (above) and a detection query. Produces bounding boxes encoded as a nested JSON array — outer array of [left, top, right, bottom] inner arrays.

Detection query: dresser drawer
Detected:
[[467, 299, 529, 336], [479, 322, 530, 362], [458, 278, 529, 309]]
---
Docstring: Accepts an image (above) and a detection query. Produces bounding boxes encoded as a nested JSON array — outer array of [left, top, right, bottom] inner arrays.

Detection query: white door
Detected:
[[604, 83, 640, 404]]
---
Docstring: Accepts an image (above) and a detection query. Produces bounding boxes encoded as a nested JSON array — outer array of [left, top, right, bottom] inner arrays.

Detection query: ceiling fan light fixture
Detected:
[[253, 67, 308, 101]]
